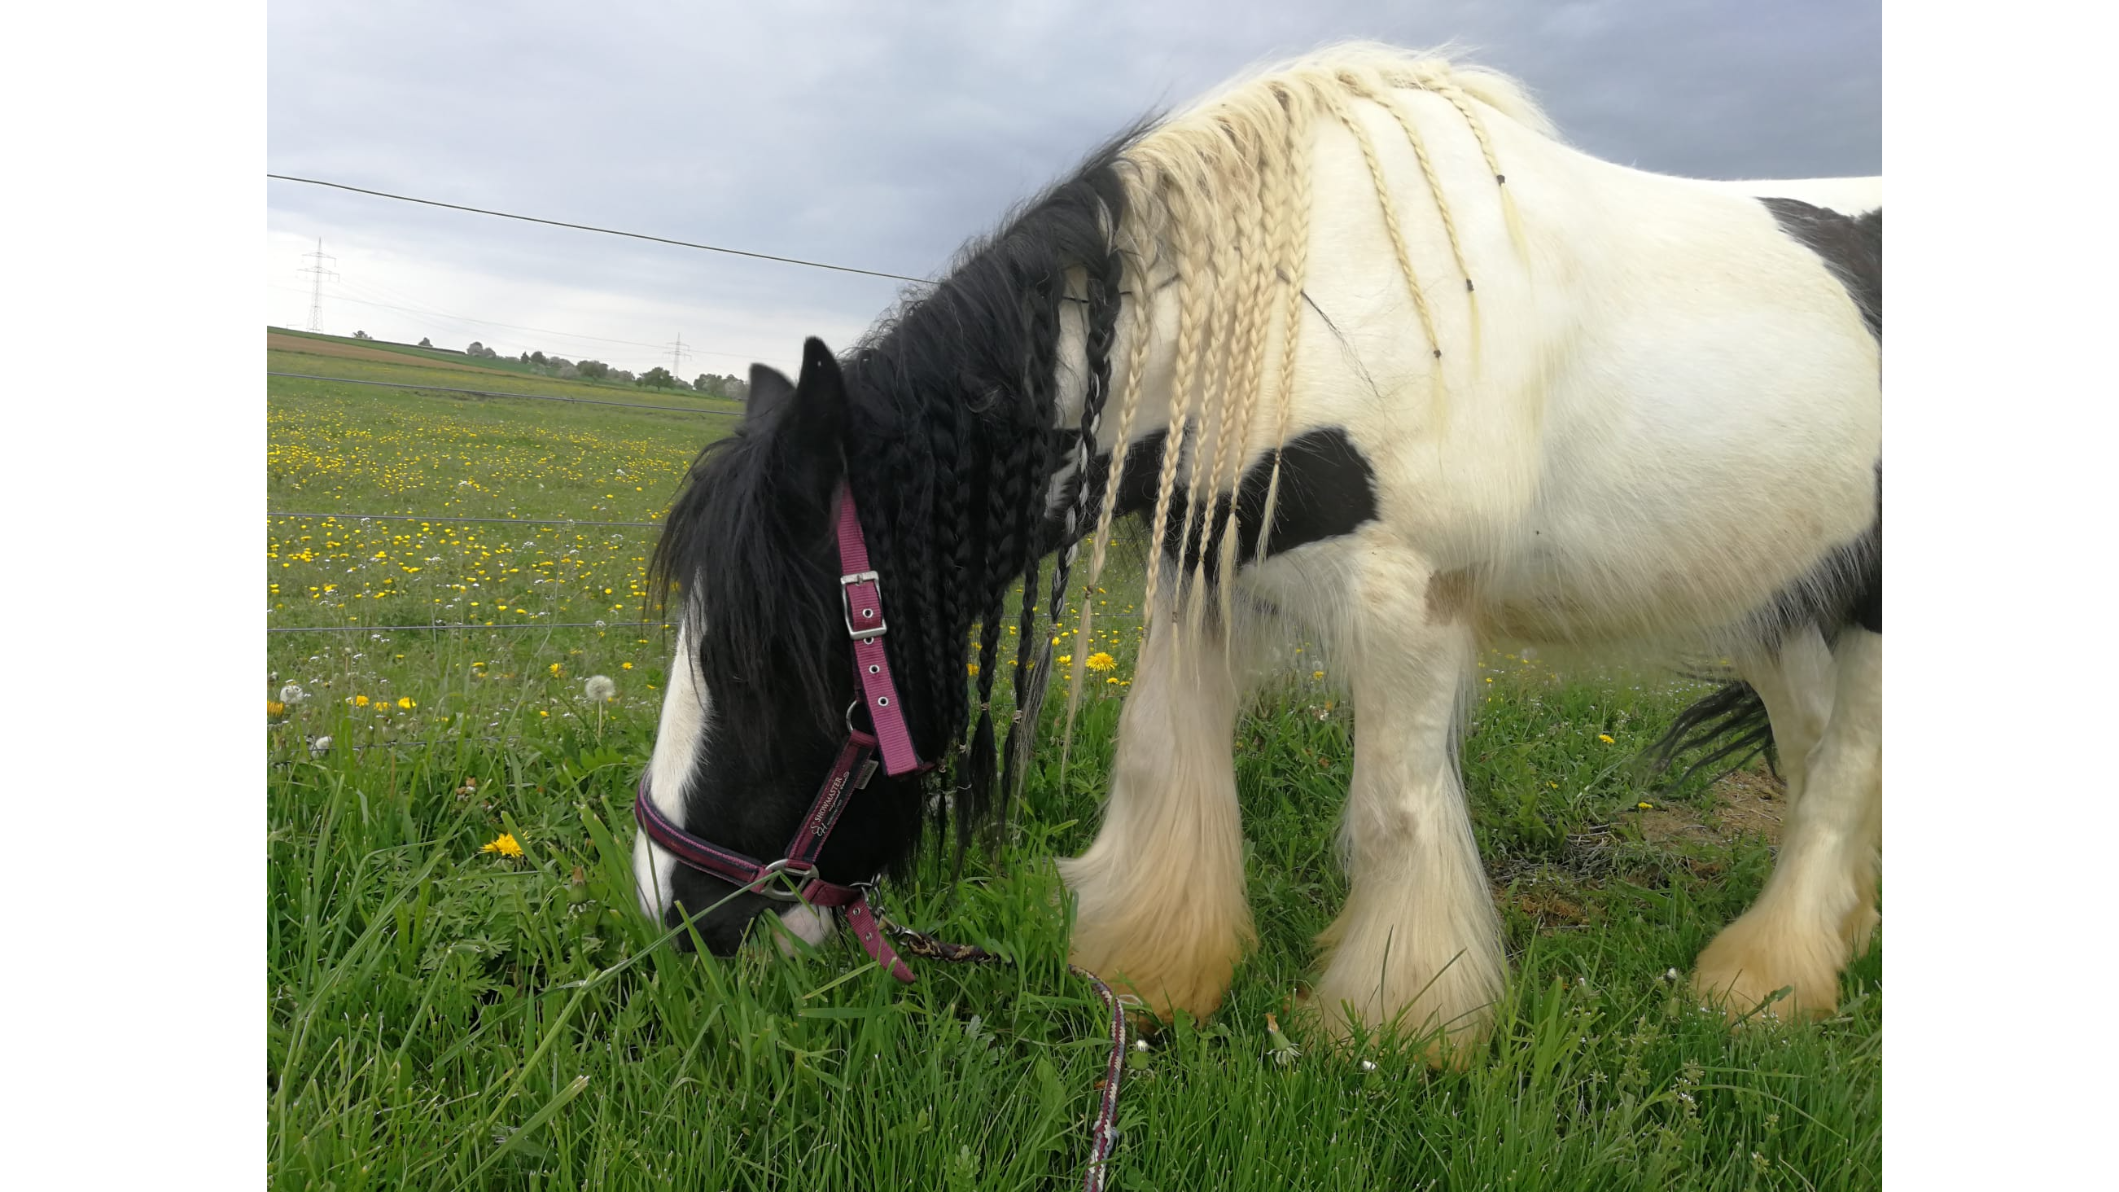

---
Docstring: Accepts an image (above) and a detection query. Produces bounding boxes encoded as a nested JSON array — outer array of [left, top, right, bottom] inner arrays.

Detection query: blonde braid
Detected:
[[1140, 169, 1212, 647], [1059, 245, 1156, 765], [1406, 66, 1527, 262], [1345, 69, 1481, 371], [1254, 80, 1314, 566], [1184, 138, 1251, 634], [1208, 123, 1277, 634], [1319, 81, 1447, 422]]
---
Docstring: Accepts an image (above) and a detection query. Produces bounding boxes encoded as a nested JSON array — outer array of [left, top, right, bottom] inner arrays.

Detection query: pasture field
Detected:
[[266, 351, 1881, 1190]]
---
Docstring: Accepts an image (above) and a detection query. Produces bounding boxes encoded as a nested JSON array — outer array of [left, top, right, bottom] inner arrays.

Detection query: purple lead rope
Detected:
[[1068, 963, 1126, 1192], [883, 921, 1126, 1191]]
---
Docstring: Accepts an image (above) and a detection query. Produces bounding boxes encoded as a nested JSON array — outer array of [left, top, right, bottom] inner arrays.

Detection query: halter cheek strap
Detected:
[[634, 482, 929, 982], [837, 490, 922, 777]]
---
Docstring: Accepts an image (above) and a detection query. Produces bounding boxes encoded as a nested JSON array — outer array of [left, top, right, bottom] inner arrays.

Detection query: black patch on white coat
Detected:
[[1046, 426, 1379, 574], [1760, 198, 1881, 342], [1757, 197, 1882, 635]]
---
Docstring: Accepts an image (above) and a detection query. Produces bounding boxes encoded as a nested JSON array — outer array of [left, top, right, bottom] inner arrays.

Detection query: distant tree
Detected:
[[557, 364, 579, 379], [638, 366, 677, 389], [530, 350, 548, 366], [352, 330, 372, 340], [468, 341, 484, 356], [418, 337, 433, 348], [693, 372, 750, 400], [612, 369, 636, 384], [576, 359, 610, 380]]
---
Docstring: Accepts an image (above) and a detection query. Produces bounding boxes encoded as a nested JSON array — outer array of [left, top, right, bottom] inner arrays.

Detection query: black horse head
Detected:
[[632, 131, 1140, 956]]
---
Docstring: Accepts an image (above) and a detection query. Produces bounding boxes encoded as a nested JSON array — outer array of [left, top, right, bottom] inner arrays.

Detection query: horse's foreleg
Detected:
[[1304, 554, 1505, 1065], [1697, 626, 1881, 1020], [1057, 583, 1255, 1023]]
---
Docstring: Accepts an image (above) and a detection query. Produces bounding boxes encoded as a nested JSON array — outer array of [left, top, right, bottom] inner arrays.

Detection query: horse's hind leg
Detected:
[[1697, 626, 1882, 1020], [1304, 553, 1505, 1064], [1058, 581, 1257, 1024], [1735, 622, 1837, 810]]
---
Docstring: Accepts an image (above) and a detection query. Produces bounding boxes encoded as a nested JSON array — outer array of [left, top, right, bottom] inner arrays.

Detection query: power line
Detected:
[[268, 173, 933, 285], [266, 371, 744, 416], [268, 511, 664, 529]]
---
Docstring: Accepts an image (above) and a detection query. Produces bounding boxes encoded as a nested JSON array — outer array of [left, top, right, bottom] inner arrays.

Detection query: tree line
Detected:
[[342, 330, 752, 401]]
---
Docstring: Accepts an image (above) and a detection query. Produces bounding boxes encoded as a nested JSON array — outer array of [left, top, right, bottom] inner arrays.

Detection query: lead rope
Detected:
[[880, 916, 1127, 1192]]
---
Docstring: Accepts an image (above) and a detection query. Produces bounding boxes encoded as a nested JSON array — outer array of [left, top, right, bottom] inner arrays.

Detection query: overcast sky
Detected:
[[266, 1, 1879, 378]]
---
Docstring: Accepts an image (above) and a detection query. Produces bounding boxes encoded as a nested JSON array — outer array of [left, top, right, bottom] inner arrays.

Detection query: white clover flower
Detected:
[[280, 683, 306, 703], [310, 735, 333, 757], [584, 675, 616, 702]]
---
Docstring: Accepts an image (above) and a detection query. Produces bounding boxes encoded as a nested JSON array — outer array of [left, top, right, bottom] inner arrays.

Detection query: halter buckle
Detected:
[[750, 857, 819, 902], [840, 570, 887, 639]]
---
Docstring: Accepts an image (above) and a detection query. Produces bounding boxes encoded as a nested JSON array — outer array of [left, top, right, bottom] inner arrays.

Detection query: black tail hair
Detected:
[[1644, 677, 1777, 787]]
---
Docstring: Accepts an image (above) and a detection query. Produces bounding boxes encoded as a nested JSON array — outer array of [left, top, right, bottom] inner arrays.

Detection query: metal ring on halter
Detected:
[[749, 857, 819, 902], [843, 697, 863, 737]]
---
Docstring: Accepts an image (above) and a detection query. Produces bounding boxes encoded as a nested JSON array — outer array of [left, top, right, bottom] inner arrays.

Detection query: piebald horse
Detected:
[[632, 43, 1880, 1060]]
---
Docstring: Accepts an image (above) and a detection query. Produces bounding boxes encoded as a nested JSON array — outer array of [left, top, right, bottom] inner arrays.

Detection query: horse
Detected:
[[630, 42, 1881, 1062]]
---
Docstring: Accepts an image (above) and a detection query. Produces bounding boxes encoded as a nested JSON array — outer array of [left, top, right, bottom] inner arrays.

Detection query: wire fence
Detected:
[[268, 371, 745, 417], [268, 510, 664, 529], [269, 621, 669, 635], [265, 179, 806, 652]]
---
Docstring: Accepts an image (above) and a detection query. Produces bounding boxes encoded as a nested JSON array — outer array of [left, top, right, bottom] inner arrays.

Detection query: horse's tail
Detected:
[[1643, 677, 1776, 786]]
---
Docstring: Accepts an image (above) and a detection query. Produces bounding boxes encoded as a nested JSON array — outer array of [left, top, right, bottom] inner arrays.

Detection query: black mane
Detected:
[[651, 122, 1148, 859]]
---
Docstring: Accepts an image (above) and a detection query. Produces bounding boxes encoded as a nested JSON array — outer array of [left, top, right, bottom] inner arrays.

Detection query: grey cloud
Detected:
[[269, 1, 1877, 372]]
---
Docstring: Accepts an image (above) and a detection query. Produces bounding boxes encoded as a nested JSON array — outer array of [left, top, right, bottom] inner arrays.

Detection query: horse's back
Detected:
[[1290, 93, 1880, 645]]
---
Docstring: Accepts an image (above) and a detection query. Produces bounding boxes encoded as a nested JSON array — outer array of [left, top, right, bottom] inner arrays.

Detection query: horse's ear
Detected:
[[766, 338, 849, 510], [746, 363, 796, 421]]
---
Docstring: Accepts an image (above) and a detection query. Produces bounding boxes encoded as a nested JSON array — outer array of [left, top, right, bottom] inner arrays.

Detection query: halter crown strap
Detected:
[[835, 485, 924, 776]]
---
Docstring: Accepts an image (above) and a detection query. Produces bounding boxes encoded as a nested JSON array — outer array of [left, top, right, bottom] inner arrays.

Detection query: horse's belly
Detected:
[[1474, 445, 1876, 643]]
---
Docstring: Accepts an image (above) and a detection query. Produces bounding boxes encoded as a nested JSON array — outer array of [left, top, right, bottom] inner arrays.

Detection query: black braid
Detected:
[[658, 123, 1155, 870], [923, 395, 970, 770], [996, 271, 1066, 831]]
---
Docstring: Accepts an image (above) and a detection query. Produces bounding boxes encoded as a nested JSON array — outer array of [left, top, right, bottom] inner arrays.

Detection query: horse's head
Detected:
[[632, 337, 934, 955]]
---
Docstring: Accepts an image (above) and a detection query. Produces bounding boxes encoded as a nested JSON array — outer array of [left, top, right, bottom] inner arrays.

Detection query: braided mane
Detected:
[[655, 44, 1554, 853]]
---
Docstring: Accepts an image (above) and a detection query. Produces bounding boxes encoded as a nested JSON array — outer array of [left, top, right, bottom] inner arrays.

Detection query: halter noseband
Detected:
[[634, 482, 935, 981]]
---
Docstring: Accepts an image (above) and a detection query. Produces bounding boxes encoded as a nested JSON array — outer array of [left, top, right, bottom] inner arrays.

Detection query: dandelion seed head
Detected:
[[585, 675, 617, 701]]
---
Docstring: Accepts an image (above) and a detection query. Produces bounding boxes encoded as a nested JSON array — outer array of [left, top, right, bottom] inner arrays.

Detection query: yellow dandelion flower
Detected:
[[1312, 670, 1325, 681], [354, 694, 370, 707], [1056, 654, 1071, 667], [398, 697, 416, 710], [1598, 733, 1615, 744], [621, 661, 633, 670], [1086, 652, 1116, 673], [967, 662, 980, 676], [266, 700, 286, 718], [548, 662, 563, 677], [1636, 801, 1655, 811], [481, 833, 523, 858]]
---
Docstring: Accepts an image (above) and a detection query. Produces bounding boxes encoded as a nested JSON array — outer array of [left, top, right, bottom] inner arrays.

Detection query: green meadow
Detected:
[[266, 343, 1880, 1190]]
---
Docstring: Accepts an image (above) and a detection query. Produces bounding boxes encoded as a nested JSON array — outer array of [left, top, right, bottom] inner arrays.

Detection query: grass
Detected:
[[266, 346, 1881, 1191]]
